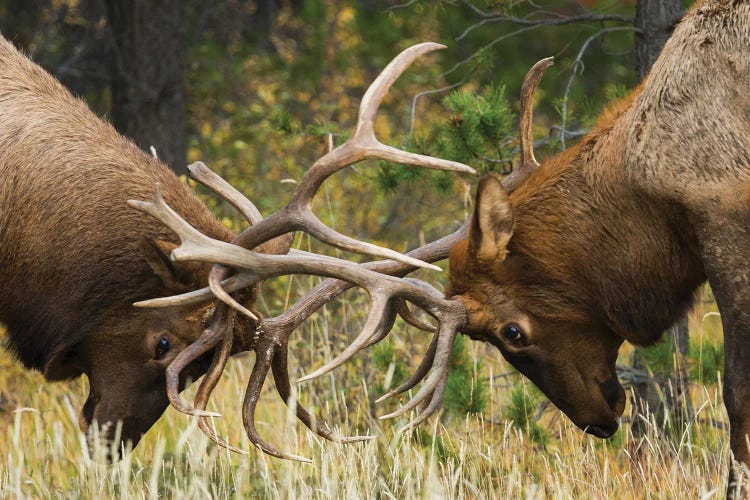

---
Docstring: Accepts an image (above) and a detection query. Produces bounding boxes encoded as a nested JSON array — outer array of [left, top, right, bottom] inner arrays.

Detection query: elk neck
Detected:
[[507, 108, 706, 347]]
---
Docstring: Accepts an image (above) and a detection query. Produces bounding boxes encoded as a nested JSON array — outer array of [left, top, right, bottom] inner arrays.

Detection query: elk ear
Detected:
[[469, 174, 514, 263], [142, 238, 207, 291], [142, 238, 183, 289], [44, 343, 84, 381]]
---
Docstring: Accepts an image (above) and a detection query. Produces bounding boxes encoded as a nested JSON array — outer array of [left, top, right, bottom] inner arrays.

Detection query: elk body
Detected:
[[0, 35, 280, 453], [447, 0, 750, 492]]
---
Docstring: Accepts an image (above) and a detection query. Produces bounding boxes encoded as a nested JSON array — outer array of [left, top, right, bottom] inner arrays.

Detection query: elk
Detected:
[[447, 1, 750, 493], [0, 34, 294, 455], [134, 0, 750, 495]]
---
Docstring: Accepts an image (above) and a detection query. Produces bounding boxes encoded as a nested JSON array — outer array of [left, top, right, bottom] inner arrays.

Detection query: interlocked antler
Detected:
[[131, 42, 473, 459], [130, 46, 553, 460]]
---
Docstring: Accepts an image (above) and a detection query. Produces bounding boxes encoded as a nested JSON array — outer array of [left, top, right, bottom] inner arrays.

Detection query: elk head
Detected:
[[447, 173, 626, 438], [447, 58, 626, 438], [40, 234, 284, 456]]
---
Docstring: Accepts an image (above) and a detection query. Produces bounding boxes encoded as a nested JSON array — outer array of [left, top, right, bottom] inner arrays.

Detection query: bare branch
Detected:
[[409, 79, 465, 137], [560, 26, 639, 148]]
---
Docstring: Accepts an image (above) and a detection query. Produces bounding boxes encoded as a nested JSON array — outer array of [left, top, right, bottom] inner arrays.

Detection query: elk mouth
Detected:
[[578, 375, 625, 439], [585, 422, 619, 439]]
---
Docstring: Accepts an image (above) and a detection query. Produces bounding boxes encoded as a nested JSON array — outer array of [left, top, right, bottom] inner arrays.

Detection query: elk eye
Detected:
[[500, 324, 524, 345], [155, 336, 171, 360]]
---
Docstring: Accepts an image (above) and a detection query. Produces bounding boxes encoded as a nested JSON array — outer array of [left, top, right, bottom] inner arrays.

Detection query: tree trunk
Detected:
[[103, 0, 186, 174], [634, 0, 683, 79], [0, 0, 44, 53], [631, 0, 687, 439]]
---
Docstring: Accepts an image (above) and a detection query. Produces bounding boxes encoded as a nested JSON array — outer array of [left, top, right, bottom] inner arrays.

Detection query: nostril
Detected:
[[599, 376, 624, 412]]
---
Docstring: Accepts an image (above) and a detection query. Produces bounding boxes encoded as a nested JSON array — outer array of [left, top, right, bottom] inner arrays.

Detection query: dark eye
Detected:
[[500, 323, 525, 345], [155, 336, 171, 360]]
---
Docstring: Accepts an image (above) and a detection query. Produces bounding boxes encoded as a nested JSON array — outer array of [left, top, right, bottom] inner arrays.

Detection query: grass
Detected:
[[0, 287, 733, 498]]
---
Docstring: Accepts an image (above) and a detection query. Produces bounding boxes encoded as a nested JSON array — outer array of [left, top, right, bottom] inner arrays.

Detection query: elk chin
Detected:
[[82, 418, 146, 462], [572, 378, 626, 440], [79, 391, 157, 462], [584, 422, 619, 439]]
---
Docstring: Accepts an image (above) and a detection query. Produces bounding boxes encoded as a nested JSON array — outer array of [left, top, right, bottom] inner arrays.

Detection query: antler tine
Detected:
[[378, 312, 461, 422], [363, 299, 398, 349], [394, 299, 437, 333], [375, 329, 439, 403], [503, 56, 554, 193], [296, 294, 393, 383], [356, 43, 442, 137], [271, 342, 375, 444], [194, 326, 249, 454], [188, 161, 263, 225], [164, 305, 230, 418], [243, 340, 312, 463], [519, 57, 554, 168], [208, 270, 259, 321], [294, 214, 443, 272], [134, 273, 258, 308]]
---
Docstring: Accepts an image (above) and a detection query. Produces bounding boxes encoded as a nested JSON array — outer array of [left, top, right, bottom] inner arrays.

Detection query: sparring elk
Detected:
[[137, 0, 750, 495]]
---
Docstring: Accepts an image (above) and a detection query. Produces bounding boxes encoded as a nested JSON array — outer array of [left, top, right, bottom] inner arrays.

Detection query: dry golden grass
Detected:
[[0, 293, 733, 498]]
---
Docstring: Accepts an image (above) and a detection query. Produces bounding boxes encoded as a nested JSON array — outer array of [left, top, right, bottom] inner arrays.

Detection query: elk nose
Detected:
[[599, 375, 625, 415]]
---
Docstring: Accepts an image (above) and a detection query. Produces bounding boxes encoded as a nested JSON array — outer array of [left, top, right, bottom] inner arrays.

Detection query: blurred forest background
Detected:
[[3, 1, 735, 497], [0, 0, 681, 244]]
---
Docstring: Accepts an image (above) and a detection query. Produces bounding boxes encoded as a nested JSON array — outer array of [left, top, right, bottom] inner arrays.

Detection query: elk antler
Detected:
[[130, 42, 477, 460], [133, 56, 553, 310], [502, 56, 554, 192], [130, 53, 553, 460]]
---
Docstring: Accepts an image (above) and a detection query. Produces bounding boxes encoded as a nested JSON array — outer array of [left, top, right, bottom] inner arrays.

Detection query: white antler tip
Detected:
[[375, 392, 395, 404], [378, 411, 399, 421], [187, 161, 207, 174], [188, 409, 223, 418], [295, 373, 317, 384]]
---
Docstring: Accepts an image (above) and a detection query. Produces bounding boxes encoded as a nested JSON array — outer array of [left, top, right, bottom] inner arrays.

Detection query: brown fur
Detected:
[[0, 36, 262, 453], [448, 0, 750, 492]]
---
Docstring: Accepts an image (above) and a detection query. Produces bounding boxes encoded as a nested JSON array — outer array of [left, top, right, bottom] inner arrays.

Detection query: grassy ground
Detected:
[[0, 286, 730, 499]]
